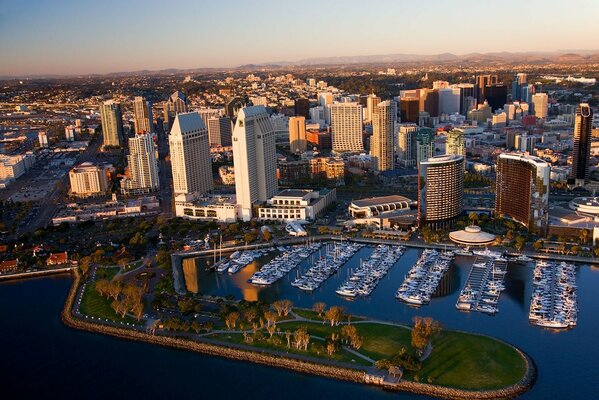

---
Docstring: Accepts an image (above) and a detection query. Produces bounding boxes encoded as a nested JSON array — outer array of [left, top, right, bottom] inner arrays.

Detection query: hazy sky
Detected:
[[1, 0, 598, 76]]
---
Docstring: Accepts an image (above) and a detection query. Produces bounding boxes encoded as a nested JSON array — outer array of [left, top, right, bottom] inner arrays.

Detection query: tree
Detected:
[[514, 235, 527, 251], [411, 316, 442, 353], [326, 342, 337, 356], [225, 312, 240, 329], [312, 302, 326, 317], [272, 300, 286, 317], [533, 240, 544, 251], [263, 230, 272, 241], [244, 308, 258, 324], [285, 330, 292, 348], [272, 299, 293, 316], [264, 310, 277, 327], [267, 324, 277, 339], [293, 326, 310, 351], [468, 211, 478, 226], [80, 256, 92, 276], [325, 306, 344, 326]]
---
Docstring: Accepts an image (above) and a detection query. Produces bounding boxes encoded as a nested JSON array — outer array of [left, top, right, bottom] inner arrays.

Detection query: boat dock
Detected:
[[456, 254, 508, 314], [529, 261, 577, 329]]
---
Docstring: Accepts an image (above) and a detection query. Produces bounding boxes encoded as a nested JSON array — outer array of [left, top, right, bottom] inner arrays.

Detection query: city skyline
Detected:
[[1, 0, 599, 76]]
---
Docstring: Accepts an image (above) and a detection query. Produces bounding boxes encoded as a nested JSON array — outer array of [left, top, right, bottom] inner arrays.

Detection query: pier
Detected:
[[456, 255, 507, 314]]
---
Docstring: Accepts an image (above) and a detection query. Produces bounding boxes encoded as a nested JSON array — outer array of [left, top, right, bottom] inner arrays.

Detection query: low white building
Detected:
[[0, 153, 36, 187], [258, 188, 336, 223], [174, 193, 237, 223]]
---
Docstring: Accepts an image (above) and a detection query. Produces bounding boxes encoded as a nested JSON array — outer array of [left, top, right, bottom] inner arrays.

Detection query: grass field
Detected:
[[293, 308, 366, 322], [79, 267, 136, 324], [206, 331, 371, 366], [411, 331, 527, 390]]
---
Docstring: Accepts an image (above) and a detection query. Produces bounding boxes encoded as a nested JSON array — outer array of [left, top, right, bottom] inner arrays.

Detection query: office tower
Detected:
[[163, 91, 188, 130], [169, 112, 213, 196], [397, 124, 418, 167], [370, 101, 396, 172], [69, 162, 110, 197], [439, 88, 461, 116], [365, 93, 381, 123], [422, 89, 439, 117], [416, 127, 435, 165], [133, 96, 153, 134], [432, 80, 450, 90], [571, 103, 593, 186], [310, 106, 326, 125], [484, 84, 508, 111], [475, 74, 498, 102], [521, 84, 534, 104], [495, 153, 550, 235], [515, 133, 536, 154], [511, 73, 527, 101], [452, 83, 476, 115], [446, 129, 465, 158], [100, 100, 124, 148], [289, 116, 307, 153], [294, 98, 310, 119], [330, 103, 364, 153], [468, 101, 492, 124], [207, 115, 233, 147], [505, 131, 517, 150], [532, 93, 548, 119], [64, 125, 76, 141], [121, 133, 159, 194], [400, 97, 420, 123], [232, 106, 278, 221], [198, 108, 222, 127], [419, 155, 464, 229], [318, 92, 333, 107], [225, 97, 246, 119]]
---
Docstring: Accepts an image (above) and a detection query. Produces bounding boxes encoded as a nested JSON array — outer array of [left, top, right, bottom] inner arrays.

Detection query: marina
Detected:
[[395, 249, 454, 305], [216, 249, 272, 274], [335, 244, 404, 297], [456, 253, 508, 314], [529, 260, 577, 329], [291, 241, 364, 292], [248, 243, 322, 285]]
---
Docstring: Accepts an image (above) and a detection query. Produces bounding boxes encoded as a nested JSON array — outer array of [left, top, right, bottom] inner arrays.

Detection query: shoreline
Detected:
[[61, 270, 536, 399]]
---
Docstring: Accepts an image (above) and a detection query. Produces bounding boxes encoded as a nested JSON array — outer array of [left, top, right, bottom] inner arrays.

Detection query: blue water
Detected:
[[2, 246, 598, 398]]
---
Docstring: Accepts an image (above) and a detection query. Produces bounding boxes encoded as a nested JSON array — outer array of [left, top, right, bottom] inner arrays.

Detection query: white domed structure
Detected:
[[449, 225, 496, 247]]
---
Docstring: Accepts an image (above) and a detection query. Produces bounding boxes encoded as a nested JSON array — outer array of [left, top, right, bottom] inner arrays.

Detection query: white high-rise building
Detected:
[[133, 96, 153, 134], [532, 93, 548, 119], [232, 106, 278, 221], [370, 101, 396, 172], [121, 133, 159, 194], [169, 112, 213, 196], [331, 103, 363, 153], [38, 131, 48, 148], [438, 88, 461, 116], [69, 162, 111, 197], [198, 108, 223, 127]]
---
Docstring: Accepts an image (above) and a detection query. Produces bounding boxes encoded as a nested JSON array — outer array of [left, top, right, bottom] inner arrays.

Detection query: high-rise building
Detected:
[[330, 103, 364, 153], [225, 97, 247, 119], [515, 133, 536, 154], [416, 128, 435, 165], [520, 84, 534, 104], [531, 93, 548, 119], [370, 101, 396, 172], [65, 125, 76, 142], [169, 112, 213, 196], [121, 133, 159, 194], [365, 93, 381, 123], [69, 162, 111, 197], [38, 131, 48, 148], [439, 88, 461, 116], [452, 83, 476, 115], [495, 153, 550, 235], [421, 89, 439, 117], [198, 108, 222, 127], [400, 97, 420, 123], [571, 103, 593, 186], [484, 84, 508, 111], [294, 98, 310, 119], [207, 115, 233, 147], [133, 96, 153, 134], [163, 91, 188, 129], [397, 124, 418, 167], [511, 73, 527, 101], [232, 106, 278, 221], [289, 116, 307, 153], [475, 74, 498, 102], [446, 129, 465, 158], [419, 155, 464, 229], [468, 101, 492, 124], [100, 100, 124, 148]]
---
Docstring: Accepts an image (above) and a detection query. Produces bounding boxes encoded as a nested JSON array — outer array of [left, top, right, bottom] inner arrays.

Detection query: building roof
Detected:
[[449, 225, 496, 246], [47, 252, 68, 264], [0, 260, 18, 269], [238, 105, 268, 119], [351, 195, 413, 208], [171, 112, 206, 134], [274, 189, 313, 198]]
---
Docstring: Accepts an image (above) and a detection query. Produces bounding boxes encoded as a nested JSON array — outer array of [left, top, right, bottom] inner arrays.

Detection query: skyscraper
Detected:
[[446, 129, 465, 158], [330, 103, 364, 153], [571, 103, 593, 186], [438, 88, 461, 116], [169, 112, 213, 196], [400, 97, 421, 123], [484, 84, 508, 111], [475, 74, 498, 103], [511, 73, 527, 101], [121, 133, 159, 194], [419, 155, 464, 229], [100, 100, 124, 148], [207, 115, 233, 147], [198, 108, 222, 127], [365, 93, 381, 123], [289, 116, 307, 153], [531, 93, 548, 119], [163, 91, 188, 130], [397, 124, 418, 167], [232, 106, 278, 221], [370, 101, 396, 172], [294, 98, 310, 119], [416, 128, 435, 165], [495, 153, 549, 235], [133, 96, 153, 134]]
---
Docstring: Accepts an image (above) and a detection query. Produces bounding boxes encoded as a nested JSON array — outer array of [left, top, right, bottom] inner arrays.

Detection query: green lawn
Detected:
[[95, 266, 120, 280], [293, 308, 366, 322], [355, 323, 412, 360], [206, 332, 371, 366], [79, 271, 136, 324], [408, 331, 527, 390]]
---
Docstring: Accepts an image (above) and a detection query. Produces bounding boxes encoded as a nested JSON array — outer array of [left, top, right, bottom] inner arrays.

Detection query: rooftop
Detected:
[[449, 225, 496, 246], [351, 195, 413, 208]]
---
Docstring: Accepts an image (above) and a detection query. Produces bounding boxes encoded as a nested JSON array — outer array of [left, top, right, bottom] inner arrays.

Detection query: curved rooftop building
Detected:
[[420, 154, 464, 229]]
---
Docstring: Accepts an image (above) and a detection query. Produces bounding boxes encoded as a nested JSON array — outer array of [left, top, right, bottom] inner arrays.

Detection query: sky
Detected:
[[1, 0, 599, 76]]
